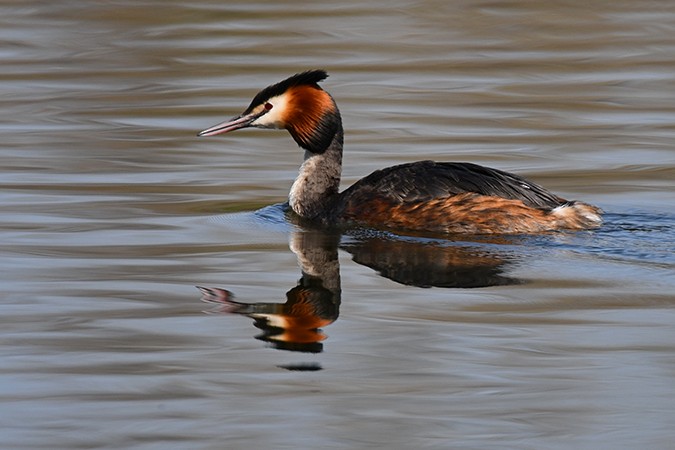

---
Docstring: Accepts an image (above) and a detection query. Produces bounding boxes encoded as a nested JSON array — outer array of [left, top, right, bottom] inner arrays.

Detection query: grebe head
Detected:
[[198, 70, 341, 154]]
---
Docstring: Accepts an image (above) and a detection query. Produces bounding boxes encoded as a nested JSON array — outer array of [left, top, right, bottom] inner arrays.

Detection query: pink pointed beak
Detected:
[[198, 111, 261, 137]]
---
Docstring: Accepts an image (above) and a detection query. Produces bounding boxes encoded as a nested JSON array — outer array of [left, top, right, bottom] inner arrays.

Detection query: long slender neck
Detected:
[[288, 123, 343, 220]]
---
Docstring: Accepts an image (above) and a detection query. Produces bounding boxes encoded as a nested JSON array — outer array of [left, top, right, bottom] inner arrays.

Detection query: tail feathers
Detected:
[[551, 201, 603, 230]]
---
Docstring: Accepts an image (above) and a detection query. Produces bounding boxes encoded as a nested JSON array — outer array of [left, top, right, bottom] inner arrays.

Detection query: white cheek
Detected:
[[251, 94, 288, 129]]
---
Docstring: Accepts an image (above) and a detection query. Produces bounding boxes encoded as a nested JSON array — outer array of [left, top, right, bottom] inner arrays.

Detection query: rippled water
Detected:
[[2, 1, 675, 449]]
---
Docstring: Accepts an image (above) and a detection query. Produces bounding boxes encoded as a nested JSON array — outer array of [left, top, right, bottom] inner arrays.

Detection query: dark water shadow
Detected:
[[341, 229, 522, 288]]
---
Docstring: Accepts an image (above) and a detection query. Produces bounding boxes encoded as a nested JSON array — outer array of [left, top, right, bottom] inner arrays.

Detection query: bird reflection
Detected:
[[342, 232, 521, 288], [199, 227, 521, 358], [199, 231, 342, 354]]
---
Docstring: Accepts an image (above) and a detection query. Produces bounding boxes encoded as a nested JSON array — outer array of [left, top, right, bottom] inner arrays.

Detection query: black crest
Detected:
[[244, 70, 329, 114]]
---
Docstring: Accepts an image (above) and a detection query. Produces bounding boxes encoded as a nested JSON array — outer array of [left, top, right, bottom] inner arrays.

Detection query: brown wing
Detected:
[[338, 161, 565, 209]]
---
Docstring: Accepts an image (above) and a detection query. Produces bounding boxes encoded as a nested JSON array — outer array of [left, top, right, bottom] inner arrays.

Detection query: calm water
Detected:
[[2, 1, 675, 449]]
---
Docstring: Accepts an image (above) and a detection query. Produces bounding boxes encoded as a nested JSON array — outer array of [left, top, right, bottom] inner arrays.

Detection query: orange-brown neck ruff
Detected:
[[283, 85, 340, 154]]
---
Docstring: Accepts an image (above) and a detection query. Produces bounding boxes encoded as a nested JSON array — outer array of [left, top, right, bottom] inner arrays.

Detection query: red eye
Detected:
[[264, 103, 273, 110]]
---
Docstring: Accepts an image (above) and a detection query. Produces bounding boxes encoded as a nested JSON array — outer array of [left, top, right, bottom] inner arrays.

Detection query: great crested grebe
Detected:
[[199, 70, 602, 234]]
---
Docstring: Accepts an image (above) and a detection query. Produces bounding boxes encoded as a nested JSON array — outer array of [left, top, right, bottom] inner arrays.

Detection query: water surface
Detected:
[[2, 1, 675, 449]]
